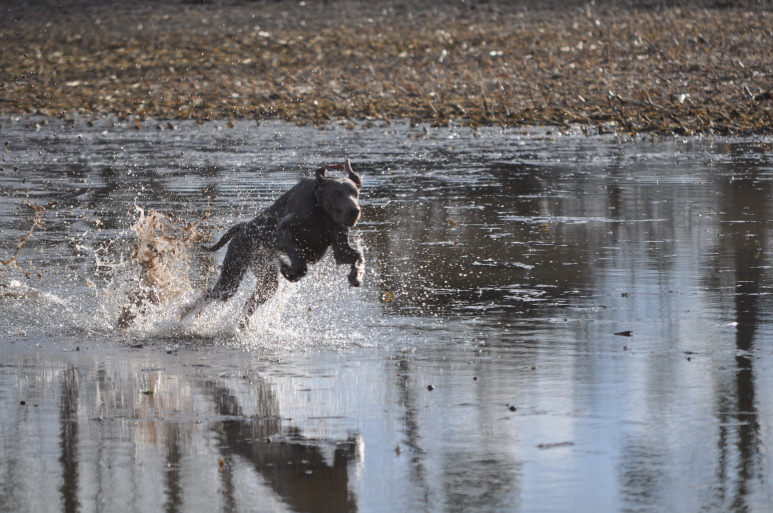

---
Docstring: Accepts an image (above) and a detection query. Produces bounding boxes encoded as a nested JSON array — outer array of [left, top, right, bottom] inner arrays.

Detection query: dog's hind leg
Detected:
[[179, 295, 211, 321], [180, 238, 250, 321], [207, 247, 250, 301], [179, 265, 244, 321], [241, 261, 279, 327]]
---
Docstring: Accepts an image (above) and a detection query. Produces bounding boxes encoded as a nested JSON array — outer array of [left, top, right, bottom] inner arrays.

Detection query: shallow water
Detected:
[[2, 116, 773, 512]]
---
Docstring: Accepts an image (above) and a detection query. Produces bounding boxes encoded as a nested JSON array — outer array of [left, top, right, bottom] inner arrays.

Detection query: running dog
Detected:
[[180, 158, 364, 325]]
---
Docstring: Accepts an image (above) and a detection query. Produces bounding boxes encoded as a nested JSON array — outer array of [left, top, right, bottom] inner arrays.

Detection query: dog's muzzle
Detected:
[[344, 207, 361, 227]]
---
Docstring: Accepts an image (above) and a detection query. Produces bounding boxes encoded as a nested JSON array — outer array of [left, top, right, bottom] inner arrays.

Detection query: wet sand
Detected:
[[1, 0, 771, 134]]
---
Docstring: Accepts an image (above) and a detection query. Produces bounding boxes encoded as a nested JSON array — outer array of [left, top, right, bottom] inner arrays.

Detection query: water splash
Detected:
[[101, 206, 376, 351], [115, 206, 211, 329], [175, 258, 379, 352], [0, 198, 48, 286]]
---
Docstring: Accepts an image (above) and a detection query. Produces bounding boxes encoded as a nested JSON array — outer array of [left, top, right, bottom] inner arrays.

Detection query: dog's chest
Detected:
[[290, 215, 337, 260]]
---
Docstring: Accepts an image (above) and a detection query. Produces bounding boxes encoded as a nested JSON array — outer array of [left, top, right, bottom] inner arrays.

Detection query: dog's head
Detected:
[[314, 158, 362, 227]]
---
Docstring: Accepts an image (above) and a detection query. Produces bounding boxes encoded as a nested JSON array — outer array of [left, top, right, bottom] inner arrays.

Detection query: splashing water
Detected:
[[0, 198, 48, 286], [115, 206, 211, 329], [98, 206, 376, 350]]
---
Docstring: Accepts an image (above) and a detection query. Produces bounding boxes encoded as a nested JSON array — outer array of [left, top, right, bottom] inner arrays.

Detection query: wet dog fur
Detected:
[[180, 159, 364, 325]]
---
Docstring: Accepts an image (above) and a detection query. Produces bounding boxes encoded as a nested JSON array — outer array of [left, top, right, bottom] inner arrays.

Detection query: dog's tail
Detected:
[[202, 223, 243, 252]]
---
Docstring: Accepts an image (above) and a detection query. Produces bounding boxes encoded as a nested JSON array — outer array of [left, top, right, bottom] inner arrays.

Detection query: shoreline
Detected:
[[2, 0, 772, 135]]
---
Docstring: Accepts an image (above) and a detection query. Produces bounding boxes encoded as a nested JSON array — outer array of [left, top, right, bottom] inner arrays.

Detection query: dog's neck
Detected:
[[311, 188, 331, 218]]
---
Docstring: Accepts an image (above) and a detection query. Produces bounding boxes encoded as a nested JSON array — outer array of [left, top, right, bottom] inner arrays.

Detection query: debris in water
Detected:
[[0, 198, 47, 284], [0, 279, 41, 300], [537, 441, 575, 450]]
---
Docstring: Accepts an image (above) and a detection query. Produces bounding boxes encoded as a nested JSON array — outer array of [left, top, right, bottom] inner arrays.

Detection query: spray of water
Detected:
[[0, 199, 375, 349], [115, 206, 211, 329], [0, 198, 48, 290]]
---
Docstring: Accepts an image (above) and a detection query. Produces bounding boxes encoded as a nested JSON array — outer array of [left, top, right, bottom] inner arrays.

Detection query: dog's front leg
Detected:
[[277, 245, 308, 282], [276, 222, 309, 282], [347, 255, 365, 287], [333, 231, 365, 287], [280, 254, 308, 282]]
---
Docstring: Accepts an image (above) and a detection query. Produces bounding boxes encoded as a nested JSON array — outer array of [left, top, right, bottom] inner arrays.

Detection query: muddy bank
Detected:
[[1, 0, 772, 134]]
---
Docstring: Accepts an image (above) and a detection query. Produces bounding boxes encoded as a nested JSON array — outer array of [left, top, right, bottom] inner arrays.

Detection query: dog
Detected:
[[180, 158, 365, 326]]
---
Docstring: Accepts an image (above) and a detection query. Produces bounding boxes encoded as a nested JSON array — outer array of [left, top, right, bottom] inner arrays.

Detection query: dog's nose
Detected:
[[346, 207, 361, 226]]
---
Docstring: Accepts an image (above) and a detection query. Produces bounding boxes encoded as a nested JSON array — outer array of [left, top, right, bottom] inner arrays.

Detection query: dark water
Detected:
[[2, 116, 773, 512]]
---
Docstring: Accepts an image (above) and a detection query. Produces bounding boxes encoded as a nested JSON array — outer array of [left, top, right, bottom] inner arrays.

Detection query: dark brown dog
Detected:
[[180, 159, 364, 325]]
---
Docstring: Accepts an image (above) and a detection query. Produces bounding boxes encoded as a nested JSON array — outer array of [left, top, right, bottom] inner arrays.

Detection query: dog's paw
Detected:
[[281, 264, 307, 282], [348, 266, 364, 287], [279, 262, 292, 280]]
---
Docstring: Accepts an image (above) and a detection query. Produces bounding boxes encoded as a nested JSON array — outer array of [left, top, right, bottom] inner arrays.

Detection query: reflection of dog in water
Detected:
[[180, 159, 365, 327]]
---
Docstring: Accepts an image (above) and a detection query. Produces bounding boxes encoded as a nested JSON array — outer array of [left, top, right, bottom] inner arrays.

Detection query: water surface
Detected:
[[2, 117, 773, 512]]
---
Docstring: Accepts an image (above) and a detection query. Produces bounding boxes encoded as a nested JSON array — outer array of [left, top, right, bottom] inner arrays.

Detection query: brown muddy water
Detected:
[[1, 117, 773, 512]]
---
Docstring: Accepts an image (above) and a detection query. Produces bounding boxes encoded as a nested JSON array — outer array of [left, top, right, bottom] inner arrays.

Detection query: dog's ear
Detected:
[[315, 166, 326, 184], [344, 158, 362, 189]]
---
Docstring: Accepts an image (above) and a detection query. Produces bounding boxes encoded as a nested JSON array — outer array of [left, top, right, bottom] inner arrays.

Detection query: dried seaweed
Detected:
[[1, 1, 771, 134]]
